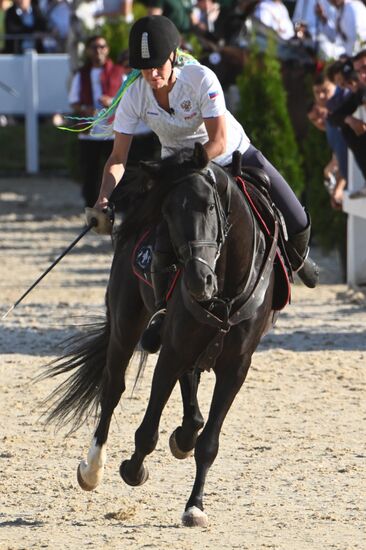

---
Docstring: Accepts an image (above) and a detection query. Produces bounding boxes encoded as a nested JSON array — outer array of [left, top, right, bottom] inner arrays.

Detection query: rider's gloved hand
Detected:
[[85, 204, 114, 235]]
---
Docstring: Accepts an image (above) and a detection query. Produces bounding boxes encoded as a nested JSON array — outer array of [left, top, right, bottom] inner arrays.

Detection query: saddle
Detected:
[[229, 149, 290, 306], [234, 168, 291, 312]]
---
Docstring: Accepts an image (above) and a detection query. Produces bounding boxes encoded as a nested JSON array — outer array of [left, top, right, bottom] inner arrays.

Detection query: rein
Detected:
[[174, 168, 232, 274]]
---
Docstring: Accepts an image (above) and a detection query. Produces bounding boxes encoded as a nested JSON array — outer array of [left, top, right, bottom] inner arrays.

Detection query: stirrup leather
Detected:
[[146, 308, 167, 328]]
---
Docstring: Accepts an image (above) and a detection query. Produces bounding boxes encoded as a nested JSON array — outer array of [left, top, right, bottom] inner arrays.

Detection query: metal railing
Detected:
[[0, 32, 68, 53], [0, 49, 71, 173]]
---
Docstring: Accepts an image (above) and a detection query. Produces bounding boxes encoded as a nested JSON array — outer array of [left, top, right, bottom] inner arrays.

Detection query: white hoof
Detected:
[[76, 439, 107, 491], [169, 430, 193, 460], [182, 506, 208, 527], [77, 460, 104, 491]]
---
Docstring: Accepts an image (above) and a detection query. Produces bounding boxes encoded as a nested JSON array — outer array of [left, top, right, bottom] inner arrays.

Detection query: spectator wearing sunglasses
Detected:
[[68, 35, 126, 207]]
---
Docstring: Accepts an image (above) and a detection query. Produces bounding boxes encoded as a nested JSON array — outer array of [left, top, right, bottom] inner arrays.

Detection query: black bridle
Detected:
[[169, 168, 231, 274]]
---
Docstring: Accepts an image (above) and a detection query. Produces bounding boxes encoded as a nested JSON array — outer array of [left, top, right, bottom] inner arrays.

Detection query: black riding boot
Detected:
[[286, 216, 319, 288], [140, 255, 172, 353]]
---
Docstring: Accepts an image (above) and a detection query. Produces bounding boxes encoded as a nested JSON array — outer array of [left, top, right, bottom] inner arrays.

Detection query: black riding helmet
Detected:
[[129, 16, 181, 69]]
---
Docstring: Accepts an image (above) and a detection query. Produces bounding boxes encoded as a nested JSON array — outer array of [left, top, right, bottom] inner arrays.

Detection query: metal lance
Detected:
[[2, 218, 98, 320]]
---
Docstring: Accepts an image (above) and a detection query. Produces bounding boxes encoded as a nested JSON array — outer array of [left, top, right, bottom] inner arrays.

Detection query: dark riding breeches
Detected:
[[241, 144, 307, 236]]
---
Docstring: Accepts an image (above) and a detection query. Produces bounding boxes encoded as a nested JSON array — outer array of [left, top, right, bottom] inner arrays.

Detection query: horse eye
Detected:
[[208, 204, 215, 212]]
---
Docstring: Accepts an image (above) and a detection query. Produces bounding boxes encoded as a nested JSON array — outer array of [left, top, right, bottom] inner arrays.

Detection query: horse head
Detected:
[[142, 143, 228, 303]]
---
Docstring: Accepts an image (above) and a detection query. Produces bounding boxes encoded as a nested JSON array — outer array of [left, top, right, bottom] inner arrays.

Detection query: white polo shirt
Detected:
[[113, 63, 250, 166]]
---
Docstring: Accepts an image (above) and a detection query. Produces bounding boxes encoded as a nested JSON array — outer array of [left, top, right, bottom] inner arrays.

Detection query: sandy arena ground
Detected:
[[0, 176, 365, 549]]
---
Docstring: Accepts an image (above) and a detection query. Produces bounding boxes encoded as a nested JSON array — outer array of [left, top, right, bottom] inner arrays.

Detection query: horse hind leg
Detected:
[[169, 369, 204, 460], [182, 355, 251, 527], [77, 437, 107, 491]]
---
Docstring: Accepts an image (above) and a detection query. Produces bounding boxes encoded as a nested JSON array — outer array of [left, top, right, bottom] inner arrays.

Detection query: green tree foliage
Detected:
[[101, 2, 147, 62], [302, 122, 347, 256], [236, 42, 304, 196], [101, 20, 131, 62]]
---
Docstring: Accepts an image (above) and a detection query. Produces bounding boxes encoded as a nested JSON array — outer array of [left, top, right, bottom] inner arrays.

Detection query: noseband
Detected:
[[174, 169, 231, 272]]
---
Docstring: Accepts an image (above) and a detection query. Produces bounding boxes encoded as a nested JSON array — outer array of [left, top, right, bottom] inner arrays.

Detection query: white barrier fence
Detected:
[[0, 50, 70, 173], [343, 108, 366, 287]]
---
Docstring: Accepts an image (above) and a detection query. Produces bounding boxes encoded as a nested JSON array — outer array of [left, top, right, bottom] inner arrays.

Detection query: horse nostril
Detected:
[[206, 274, 213, 287]]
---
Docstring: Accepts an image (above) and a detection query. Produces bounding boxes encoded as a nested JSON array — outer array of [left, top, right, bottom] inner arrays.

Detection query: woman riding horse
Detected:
[[88, 15, 319, 350], [43, 143, 284, 527]]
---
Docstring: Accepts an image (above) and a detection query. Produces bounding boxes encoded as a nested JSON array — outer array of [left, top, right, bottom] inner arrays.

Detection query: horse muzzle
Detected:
[[183, 257, 218, 302]]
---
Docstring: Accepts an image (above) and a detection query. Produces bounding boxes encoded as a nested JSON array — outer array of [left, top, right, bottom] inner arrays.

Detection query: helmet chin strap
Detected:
[[168, 50, 177, 82]]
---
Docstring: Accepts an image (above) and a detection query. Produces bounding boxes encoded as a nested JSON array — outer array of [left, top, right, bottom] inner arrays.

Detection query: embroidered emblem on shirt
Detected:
[[180, 99, 192, 112], [208, 91, 219, 100], [141, 32, 150, 59]]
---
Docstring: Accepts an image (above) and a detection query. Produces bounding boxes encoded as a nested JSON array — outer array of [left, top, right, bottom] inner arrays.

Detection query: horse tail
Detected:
[[131, 349, 149, 396], [38, 319, 110, 433]]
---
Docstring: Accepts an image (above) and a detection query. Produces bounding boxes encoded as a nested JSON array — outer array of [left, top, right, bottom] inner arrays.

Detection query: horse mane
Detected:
[[116, 148, 210, 246]]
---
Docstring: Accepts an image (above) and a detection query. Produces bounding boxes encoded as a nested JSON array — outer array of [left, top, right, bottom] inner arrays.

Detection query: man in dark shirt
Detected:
[[4, 0, 48, 54]]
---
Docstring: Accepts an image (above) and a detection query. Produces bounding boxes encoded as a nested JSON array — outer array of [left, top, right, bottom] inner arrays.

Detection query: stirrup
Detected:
[[140, 308, 167, 354], [296, 256, 319, 288]]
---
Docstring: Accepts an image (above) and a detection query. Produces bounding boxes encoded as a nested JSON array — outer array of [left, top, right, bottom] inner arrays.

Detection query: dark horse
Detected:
[[43, 142, 283, 527]]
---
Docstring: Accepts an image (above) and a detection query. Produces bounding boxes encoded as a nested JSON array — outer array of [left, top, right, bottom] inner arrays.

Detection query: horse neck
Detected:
[[216, 183, 255, 297]]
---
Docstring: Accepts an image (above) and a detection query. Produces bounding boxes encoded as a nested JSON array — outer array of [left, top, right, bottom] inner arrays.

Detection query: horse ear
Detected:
[[139, 160, 161, 179], [193, 142, 209, 169]]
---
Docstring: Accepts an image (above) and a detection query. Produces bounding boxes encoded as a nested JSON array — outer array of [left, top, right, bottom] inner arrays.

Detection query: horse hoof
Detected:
[[169, 429, 193, 460], [120, 460, 149, 487], [77, 463, 100, 491], [182, 506, 208, 527]]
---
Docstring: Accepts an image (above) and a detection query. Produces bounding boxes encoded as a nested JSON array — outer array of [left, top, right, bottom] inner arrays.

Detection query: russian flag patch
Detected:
[[208, 91, 219, 100]]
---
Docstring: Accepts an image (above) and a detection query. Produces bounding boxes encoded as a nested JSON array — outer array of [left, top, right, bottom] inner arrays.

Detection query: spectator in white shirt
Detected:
[[254, 0, 295, 40], [316, 0, 366, 56]]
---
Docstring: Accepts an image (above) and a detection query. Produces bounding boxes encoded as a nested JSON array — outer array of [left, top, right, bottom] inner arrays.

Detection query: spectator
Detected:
[[326, 53, 366, 183], [65, 0, 100, 74], [315, 0, 366, 57], [147, 0, 196, 33], [4, 0, 48, 53], [353, 48, 366, 86], [94, 0, 134, 23], [68, 34, 126, 207], [326, 57, 350, 88], [253, 0, 295, 40], [43, 0, 72, 52], [307, 100, 347, 209], [292, 0, 343, 59], [312, 73, 348, 183], [193, 0, 220, 33]]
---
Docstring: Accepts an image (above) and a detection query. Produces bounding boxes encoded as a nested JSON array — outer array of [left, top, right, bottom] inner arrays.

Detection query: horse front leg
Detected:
[[78, 313, 147, 491], [76, 340, 132, 491], [182, 353, 251, 527], [120, 344, 182, 486], [169, 369, 205, 460]]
